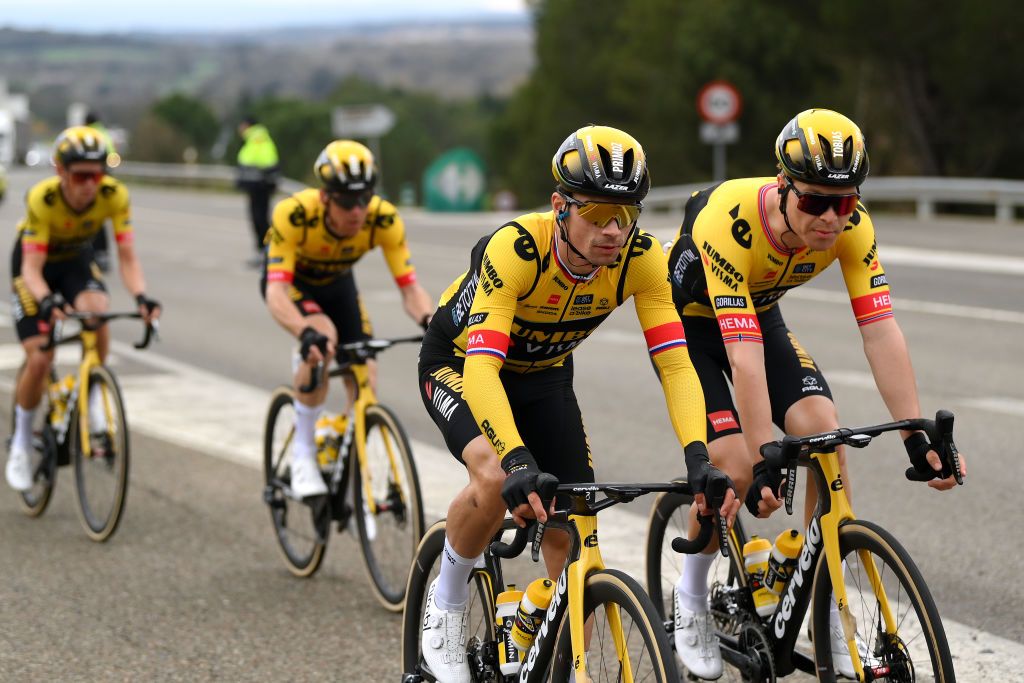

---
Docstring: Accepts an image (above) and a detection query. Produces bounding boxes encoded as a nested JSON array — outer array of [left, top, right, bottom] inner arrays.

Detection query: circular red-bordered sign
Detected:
[[697, 81, 742, 124]]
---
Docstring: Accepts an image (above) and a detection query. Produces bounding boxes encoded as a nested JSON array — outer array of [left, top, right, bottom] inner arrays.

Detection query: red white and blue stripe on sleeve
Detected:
[[643, 322, 688, 356], [466, 329, 510, 360]]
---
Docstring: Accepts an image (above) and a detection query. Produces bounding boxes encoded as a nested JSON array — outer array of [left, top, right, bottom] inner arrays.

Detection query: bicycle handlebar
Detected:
[[297, 334, 423, 394], [670, 475, 731, 557], [40, 312, 158, 352]]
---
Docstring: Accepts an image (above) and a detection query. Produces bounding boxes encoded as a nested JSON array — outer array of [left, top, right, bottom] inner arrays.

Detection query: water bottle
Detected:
[[49, 375, 75, 426], [743, 536, 778, 617], [494, 586, 523, 675], [511, 577, 555, 652], [315, 413, 342, 467], [765, 529, 804, 597]]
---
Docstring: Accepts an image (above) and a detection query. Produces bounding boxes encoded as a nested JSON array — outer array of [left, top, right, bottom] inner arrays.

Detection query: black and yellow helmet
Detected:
[[552, 125, 650, 202], [53, 126, 109, 167], [314, 140, 377, 193], [775, 109, 869, 187]]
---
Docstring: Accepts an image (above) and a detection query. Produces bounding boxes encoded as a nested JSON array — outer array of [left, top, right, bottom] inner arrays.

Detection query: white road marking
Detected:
[[0, 338, 1018, 678], [880, 244, 1024, 276], [785, 287, 1024, 325]]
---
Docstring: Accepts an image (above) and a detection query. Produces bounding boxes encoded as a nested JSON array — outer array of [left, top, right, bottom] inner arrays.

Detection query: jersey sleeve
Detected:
[[105, 181, 133, 245], [628, 232, 707, 448], [19, 184, 52, 254], [264, 197, 303, 283], [837, 207, 894, 326], [373, 200, 418, 287], [693, 215, 761, 343], [461, 226, 537, 461]]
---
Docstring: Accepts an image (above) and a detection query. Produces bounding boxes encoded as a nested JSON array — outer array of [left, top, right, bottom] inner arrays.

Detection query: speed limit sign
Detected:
[[697, 81, 742, 124]]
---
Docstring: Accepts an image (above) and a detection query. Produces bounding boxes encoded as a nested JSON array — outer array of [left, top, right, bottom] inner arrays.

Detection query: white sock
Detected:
[[292, 401, 323, 463], [676, 551, 716, 613], [89, 383, 107, 432], [435, 537, 479, 610], [13, 405, 35, 451]]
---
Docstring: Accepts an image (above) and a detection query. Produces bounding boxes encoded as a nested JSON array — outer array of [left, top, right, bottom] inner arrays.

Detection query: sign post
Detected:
[[331, 104, 396, 193], [696, 81, 742, 181]]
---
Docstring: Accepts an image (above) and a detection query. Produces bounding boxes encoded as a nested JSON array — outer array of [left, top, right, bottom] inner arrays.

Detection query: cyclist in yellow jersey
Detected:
[[5, 126, 161, 492], [665, 109, 967, 678], [416, 125, 739, 683], [260, 140, 433, 498]]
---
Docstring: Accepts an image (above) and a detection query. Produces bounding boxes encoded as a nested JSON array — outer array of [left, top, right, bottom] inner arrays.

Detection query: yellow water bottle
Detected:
[[743, 536, 778, 617], [765, 529, 803, 597], [315, 413, 341, 467], [494, 585, 523, 675], [511, 578, 555, 651]]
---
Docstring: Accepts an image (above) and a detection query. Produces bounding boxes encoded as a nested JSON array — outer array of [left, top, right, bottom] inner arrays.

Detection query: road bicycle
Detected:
[[262, 335, 425, 611], [402, 476, 705, 682], [10, 312, 156, 542], [645, 411, 963, 682]]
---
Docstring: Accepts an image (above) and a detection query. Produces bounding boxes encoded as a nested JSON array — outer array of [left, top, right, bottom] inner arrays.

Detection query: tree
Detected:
[[149, 93, 220, 159]]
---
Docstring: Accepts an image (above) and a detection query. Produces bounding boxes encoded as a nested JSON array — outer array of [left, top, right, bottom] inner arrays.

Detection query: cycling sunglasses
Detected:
[[786, 178, 859, 216], [69, 170, 105, 185], [329, 189, 374, 210], [560, 193, 642, 229]]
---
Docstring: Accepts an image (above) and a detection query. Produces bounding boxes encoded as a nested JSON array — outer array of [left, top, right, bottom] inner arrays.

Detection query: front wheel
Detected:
[[11, 363, 59, 517], [551, 568, 681, 682], [263, 386, 328, 577], [811, 519, 955, 682], [353, 403, 425, 612], [71, 365, 129, 542]]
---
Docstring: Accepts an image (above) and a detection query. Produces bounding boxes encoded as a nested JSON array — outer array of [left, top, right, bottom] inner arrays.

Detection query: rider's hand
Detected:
[[135, 293, 161, 324], [904, 432, 967, 491], [684, 441, 740, 529], [500, 447, 552, 528], [38, 292, 69, 324], [745, 458, 785, 518], [298, 326, 330, 365], [419, 313, 432, 331]]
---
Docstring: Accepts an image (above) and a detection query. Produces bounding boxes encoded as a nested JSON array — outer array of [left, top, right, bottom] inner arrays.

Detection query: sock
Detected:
[[13, 405, 35, 451], [676, 550, 716, 613], [89, 383, 107, 432], [434, 537, 480, 610], [292, 401, 323, 463]]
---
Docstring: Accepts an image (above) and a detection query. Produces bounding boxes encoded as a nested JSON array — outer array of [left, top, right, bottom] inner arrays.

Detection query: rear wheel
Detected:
[[10, 364, 59, 517], [71, 365, 129, 542], [811, 519, 955, 682], [263, 386, 328, 577], [353, 403, 425, 611]]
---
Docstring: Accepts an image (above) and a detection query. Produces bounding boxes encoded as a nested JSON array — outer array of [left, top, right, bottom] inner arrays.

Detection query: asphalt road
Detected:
[[0, 167, 1020, 680]]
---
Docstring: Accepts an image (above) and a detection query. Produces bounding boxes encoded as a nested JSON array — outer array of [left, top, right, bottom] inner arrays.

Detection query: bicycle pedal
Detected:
[[400, 674, 424, 683]]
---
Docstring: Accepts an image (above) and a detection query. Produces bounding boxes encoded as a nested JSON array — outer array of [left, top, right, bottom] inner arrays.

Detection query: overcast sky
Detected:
[[1, 0, 528, 33]]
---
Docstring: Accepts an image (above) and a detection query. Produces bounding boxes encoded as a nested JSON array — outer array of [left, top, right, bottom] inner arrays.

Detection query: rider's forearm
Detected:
[[653, 346, 707, 447], [266, 282, 308, 338], [462, 353, 525, 462], [862, 319, 922, 427], [117, 247, 147, 297], [727, 343, 774, 461], [400, 283, 434, 325]]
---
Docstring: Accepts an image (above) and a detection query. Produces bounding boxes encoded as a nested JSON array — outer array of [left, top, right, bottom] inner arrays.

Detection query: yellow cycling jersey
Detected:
[[667, 177, 893, 343], [265, 188, 417, 288], [431, 211, 706, 460], [16, 175, 132, 261]]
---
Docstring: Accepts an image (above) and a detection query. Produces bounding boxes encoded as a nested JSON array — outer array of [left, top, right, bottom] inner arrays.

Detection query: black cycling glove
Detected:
[[419, 313, 432, 331], [38, 293, 67, 322], [500, 447, 542, 512], [684, 441, 734, 512], [298, 326, 329, 361], [135, 293, 161, 317], [903, 432, 951, 481], [745, 458, 786, 517]]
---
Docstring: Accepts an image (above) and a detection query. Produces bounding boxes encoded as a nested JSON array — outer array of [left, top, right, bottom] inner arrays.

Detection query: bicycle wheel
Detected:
[[9, 364, 58, 517], [263, 386, 328, 577], [71, 365, 129, 542], [353, 403, 425, 612], [550, 568, 681, 683], [811, 519, 955, 683], [401, 520, 497, 682]]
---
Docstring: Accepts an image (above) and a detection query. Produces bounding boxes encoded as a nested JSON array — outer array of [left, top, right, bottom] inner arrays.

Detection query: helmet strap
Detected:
[[776, 184, 801, 250], [555, 213, 601, 273]]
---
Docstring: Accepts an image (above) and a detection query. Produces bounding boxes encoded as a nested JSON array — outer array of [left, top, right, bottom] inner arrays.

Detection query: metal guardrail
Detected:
[[114, 161, 307, 195], [642, 177, 1024, 223]]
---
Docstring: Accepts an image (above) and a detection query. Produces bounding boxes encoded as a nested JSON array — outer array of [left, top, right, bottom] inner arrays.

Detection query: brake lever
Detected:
[[935, 410, 964, 485], [781, 436, 799, 515], [705, 476, 730, 558]]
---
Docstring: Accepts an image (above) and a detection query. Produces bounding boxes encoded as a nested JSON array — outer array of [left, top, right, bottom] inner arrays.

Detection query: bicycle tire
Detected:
[[71, 365, 129, 542], [11, 363, 58, 517], [401, 519, 497, 682], [811, 519, 955, 682], [353, 403, 425, 612], [550, 568, 681, 683], [263, 386, 328, 577]]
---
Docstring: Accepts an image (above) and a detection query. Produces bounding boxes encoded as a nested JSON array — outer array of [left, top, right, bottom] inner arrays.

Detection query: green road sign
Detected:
[[422, 147, 486, 211]]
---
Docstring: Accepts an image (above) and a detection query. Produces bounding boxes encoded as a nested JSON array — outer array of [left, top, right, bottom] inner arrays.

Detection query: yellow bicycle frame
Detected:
[[69, 327, 110, 458]]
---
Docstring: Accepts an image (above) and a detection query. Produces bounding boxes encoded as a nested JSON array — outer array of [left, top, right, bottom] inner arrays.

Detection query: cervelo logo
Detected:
[[520, 569, 569, 679], [773, 516, 821, 638]]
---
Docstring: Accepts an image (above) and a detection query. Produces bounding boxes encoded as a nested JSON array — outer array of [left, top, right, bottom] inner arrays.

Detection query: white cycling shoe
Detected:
[[5, 443, 33, 492], [830, 618, 867, 679], [289, 455, 328, 498], [673, 587, 722, 680], [421, 578, 471, 683]]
